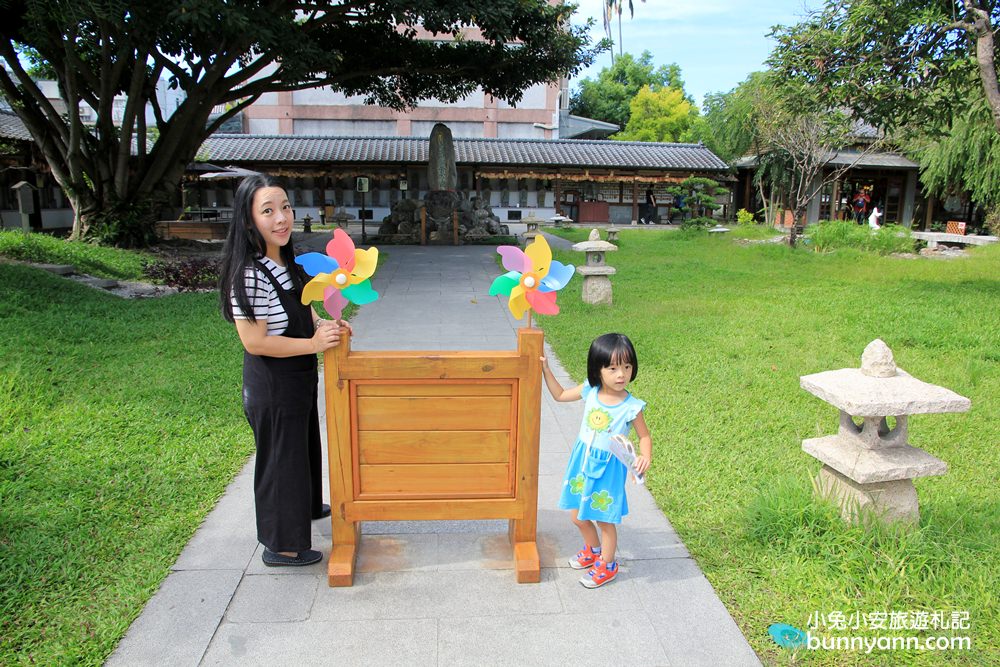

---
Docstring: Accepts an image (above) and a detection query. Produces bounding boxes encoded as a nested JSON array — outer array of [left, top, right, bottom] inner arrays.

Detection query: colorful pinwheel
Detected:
[[295, 228, 379, 319], [488, 235, 574, 320]]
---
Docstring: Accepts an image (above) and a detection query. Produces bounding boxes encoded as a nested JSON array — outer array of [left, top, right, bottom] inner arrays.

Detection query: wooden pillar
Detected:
[[510, 327, 542, 583], [453, 210, 459, 246], [554, 179, 562, 215], [420, 207, 427, 245], [631, 180, 639, 223], [325, 331, 360, 586], [925, 196, 935, 231]]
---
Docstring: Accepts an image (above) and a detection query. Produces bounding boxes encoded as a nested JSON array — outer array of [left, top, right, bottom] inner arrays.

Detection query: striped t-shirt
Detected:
[[230, 257, 294, 336]]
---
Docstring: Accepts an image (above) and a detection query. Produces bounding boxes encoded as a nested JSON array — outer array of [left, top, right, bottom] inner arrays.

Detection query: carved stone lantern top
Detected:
[[800, 339, 971, 417]]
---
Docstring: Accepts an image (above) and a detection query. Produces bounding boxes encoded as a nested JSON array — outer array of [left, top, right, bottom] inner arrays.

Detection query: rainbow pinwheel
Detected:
[[295, 228, 379, 319], [489, 235, 574, 320]]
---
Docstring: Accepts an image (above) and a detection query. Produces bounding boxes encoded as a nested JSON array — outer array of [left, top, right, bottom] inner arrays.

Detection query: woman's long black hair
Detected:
[[218, 173, 305, 322]]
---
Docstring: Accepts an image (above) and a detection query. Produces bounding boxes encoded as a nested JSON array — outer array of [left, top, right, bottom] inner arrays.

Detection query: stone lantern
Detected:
[[521, 213, 543, 243], [800, 339, 971, 526], [572, 228, 617, 305]]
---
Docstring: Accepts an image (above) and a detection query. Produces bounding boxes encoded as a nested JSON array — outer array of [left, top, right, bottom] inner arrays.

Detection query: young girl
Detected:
[[541, 333, 652, 588], [219, 174, 349, 567]]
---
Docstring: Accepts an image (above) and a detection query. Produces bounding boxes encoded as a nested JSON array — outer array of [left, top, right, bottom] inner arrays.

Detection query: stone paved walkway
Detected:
[[106, 230, 761, 666]]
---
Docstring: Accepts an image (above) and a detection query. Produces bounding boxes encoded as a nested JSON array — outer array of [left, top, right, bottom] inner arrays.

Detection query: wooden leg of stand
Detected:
[[328, 518, 359, 587]]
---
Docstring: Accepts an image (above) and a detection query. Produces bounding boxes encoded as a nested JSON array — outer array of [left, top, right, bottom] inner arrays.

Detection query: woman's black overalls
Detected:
[[241, 261, 324, 553]]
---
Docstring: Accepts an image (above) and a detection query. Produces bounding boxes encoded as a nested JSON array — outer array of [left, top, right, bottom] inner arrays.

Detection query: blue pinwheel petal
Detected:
[[341, 279, 379, 305], [295, 252, 338, 276], [489, 272, 521, 297], [539, 260, 574, 292], [768, 624, 807, 649]]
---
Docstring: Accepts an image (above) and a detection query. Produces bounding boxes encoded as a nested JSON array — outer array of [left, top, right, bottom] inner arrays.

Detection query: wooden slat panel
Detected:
[[357, 396, 510, 431], [359, 431, 510, 464], [357, 382, 512, 397], [359, 463, 510, 496], [345, 498, 522, 521], [341, 354, 524, 380]]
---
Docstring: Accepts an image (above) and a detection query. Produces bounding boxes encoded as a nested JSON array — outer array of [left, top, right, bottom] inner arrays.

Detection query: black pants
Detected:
[[243, 354, 323, 552]]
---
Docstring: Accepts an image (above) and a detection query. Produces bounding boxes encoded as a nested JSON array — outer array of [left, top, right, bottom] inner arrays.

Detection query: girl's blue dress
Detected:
[[558, 382, 646, 524]]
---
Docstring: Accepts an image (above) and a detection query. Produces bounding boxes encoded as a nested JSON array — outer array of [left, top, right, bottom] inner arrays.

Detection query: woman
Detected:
[[218, 174, 349, 566], [642, 188, 658, 224]]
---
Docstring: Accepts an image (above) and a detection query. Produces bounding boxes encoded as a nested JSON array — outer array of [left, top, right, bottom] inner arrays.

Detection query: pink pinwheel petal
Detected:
[[497, 246, 527, 273], [326, 228, 356, 272], [525, 289, 559, 315], [323, 286, 350, 321]]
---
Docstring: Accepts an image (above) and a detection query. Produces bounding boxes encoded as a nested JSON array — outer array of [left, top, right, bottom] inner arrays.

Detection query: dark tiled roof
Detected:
[[734, 150, 918, 170], [1, 109, 728, 172], [826, 150, 918, 169], [0, 110, 32, 141], [201, 135, 729, 172]]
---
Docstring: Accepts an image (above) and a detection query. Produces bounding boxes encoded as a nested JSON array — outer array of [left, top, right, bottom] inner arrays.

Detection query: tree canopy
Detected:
[[614, 85, 697, 143], [768, 0, 1000, 135], [768, 1, 1000, 211], [569, 50, 688, 129], [0, 0, 599, 243]]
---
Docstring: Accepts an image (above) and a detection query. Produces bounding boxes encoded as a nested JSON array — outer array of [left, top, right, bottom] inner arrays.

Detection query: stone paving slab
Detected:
[[106, 569, 243, 666], [201, 619, 438, 666], [106, 240, 760, 666]]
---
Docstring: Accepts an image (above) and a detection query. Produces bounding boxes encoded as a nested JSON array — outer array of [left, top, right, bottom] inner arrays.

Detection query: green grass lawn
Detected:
[[0, 230, 154, 279], [544, 227, 998, 665], [1, 230, 997, 665], [0, 264, 250, 665]]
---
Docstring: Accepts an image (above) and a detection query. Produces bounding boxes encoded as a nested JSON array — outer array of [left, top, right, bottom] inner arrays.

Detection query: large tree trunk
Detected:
[[966, 2, 1000, 133]]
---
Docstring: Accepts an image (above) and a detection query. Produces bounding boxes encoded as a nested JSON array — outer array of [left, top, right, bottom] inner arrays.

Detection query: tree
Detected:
[[603, 0, 646, 63], [570, 51, 688, 129], [769, 1, 1000, 219], [907, 99, 1000, 210], [614, 85, 696, 142], [702, 72, 881, 243], [701, 72, 774, 162], [768, 1, 1000, 136], [667, 176, 727, 227], [0, 1, 599, 244]]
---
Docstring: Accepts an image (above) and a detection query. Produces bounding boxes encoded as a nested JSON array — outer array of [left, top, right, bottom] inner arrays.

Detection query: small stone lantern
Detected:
[[800, 339, 971, 526], [522, 213, 543, 243], [572, 228, 618, 305]]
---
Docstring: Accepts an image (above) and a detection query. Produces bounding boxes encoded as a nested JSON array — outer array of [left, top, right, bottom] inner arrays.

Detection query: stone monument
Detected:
[[800, 339, 971, 526], [572, 229, 618, 305], [377, 123, 509, 243]]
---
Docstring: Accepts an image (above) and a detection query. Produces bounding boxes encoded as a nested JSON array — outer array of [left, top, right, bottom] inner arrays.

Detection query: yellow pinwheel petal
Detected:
[[524, 234, 552, 279], [350, 247, 379, 283], [509, 284, 530, 320], [301, 275, 334, 304]]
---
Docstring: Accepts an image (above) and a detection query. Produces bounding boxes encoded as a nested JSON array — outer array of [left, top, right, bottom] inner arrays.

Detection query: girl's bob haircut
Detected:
[[587, 333, 638, 388]]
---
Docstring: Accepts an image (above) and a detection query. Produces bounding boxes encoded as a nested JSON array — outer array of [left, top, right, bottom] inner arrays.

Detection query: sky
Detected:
[[569, 0, 819, 107]]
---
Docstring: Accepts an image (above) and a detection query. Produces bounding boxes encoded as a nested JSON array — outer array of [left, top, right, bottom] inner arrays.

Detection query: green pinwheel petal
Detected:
[[489, 273, 520, 296], [342, 279, 379, 305]]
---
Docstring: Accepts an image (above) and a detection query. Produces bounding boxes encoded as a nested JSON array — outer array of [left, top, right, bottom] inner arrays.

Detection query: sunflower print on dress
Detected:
[[586, 407, 612, 432]]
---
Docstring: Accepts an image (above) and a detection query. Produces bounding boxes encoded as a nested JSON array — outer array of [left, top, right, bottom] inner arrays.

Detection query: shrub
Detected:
[[986, 207, 1000, 237], [809, 220, 915, 255], [736, 208, 756, 225], [84, 202, 158, 248], [142, 257, 220, 291], [680, 216, 714, 231]]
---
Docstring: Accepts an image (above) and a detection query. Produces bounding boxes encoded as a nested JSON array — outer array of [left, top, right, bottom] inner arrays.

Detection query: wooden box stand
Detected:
[[323, 328, 543, 586]]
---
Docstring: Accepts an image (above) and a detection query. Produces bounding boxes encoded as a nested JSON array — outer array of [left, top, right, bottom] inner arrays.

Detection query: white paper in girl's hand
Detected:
[[609, 434, 645, 485]]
